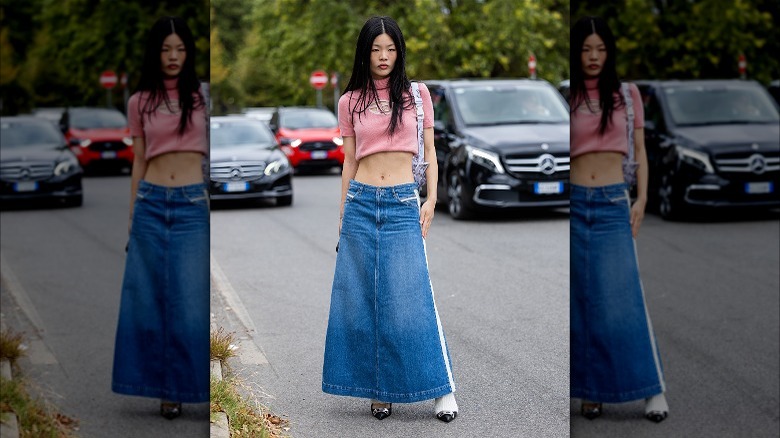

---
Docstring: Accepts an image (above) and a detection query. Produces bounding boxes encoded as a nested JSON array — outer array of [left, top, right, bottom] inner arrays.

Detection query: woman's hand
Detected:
[[420, 199, 435, 238], [630, 197, 646, 238]]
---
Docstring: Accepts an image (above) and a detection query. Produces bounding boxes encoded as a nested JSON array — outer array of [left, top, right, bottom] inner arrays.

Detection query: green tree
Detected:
[[573, 0, 777, 84]]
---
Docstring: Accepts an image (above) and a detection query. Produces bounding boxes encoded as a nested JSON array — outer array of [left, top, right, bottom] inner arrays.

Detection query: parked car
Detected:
[[32, 107, 66, 126], [209, 116, 293, 206], [768, 79, 780, 106], [636, 79, 780, 219], [557, 79, 570, 101], [242, 107, 275, 125], [1, 116, 83, 207], [426, 78, 570, 219], [269, 106, 344, 171], [60, 107, 133, 173]]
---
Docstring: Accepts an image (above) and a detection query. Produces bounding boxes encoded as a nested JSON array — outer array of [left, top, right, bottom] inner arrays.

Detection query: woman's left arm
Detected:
[[630, 127, 649, 237], [420, 126, 437, 239]]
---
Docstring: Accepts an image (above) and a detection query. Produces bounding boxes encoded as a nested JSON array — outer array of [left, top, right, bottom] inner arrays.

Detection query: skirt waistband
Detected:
[[571, 182, 628, 200], [138, 180, 207, 198], [349, 179, 418, 196]]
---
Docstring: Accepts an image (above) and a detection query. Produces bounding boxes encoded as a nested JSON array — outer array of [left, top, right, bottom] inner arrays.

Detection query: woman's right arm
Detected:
[[128, 137, 147, 234], [339, 136, 357, 235]]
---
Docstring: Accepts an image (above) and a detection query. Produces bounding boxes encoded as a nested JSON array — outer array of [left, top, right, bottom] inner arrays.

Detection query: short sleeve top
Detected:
[[127, 78, 208, 160], [570, 79, 644, 158], [338, 78, 434, 161]]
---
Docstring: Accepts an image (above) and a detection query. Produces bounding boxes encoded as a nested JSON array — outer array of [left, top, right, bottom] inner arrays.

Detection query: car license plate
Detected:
[[14, 181, 38, 192], [534, 181, 563, 194], [224, 182, 249, 192], [102, 151, 117, 159], [311, 150, 328, 159], [745, 182, 773, 194]]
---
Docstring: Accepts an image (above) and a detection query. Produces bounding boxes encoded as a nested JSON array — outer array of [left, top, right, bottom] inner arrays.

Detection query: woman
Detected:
[[569, 16, 669, 423], [322, 16, 458, 423], [112, 16, 209, 419]]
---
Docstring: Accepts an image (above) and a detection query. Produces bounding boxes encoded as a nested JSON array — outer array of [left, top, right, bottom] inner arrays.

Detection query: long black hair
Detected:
[[135, 16, 203, 135], [570, 16, 624, 135], [343, 16, 414, 136]]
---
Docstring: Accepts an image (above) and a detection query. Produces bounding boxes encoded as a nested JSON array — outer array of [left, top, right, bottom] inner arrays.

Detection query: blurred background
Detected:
[[0, 0, 210, 115], [209, 0, 570, 114], [572, 0, 778, 83]]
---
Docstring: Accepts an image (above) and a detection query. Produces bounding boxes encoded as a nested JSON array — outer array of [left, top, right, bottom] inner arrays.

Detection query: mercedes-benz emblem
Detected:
[[539, 154, 556, 175], [230, 167, 243, 179], [749, 154, 766, 175], [20, 167, 31, 180], [541, 143, 550, 151]]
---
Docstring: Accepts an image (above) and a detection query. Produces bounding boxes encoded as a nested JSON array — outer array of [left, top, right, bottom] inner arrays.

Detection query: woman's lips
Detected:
[[588, 64, 600, 69], [168, 64, 180, 70], [379, 65, 388, 69]]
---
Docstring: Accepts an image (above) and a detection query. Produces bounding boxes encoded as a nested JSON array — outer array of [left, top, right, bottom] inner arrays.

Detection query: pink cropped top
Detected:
[[127, 78, 208, 160], [570, 78, 644, 158], [338, 78, 434, 161]]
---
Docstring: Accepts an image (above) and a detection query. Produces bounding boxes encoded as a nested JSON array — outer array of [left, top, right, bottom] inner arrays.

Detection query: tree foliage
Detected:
[[0, 0, 210, 115], [212, 0, 569, 114], [572, 0, 778, 84]]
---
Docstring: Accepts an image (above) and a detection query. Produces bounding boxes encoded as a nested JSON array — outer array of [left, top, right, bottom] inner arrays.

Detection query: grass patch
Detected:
[[0, 329, 25, 363], [1, 376, 78, 438], [210, 376, 288, 438], [210, 327, 237, 362]]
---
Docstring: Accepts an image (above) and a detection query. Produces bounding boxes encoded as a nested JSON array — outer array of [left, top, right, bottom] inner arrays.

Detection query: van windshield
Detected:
[[663, 85, 779, 126], [453, 85, 569, 126]]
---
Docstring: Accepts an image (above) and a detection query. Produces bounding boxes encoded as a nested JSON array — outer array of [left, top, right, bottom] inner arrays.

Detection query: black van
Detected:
[[636, 79, 780, 219], [426, 79, 570, 219]]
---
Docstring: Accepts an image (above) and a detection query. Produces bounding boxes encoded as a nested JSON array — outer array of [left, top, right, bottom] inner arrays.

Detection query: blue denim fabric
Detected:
[[112, 180, 210, 403], [570, 183, 666, 403], [323, 180, 455, 403]]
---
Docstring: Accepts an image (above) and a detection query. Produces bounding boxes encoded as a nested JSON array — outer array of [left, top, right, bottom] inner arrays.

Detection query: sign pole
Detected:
[[107, 89, 112, 108], [332, 72, 339, 117]]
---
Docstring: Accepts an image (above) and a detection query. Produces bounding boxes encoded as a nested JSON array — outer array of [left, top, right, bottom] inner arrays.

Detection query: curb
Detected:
[[210, 359, 229, 438], [0, 317, 21, 438]]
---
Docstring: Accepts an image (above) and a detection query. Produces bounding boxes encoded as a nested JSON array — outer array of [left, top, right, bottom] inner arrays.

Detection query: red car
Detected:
[[269, 107, 344, 170], [60, 107, 134, 172]]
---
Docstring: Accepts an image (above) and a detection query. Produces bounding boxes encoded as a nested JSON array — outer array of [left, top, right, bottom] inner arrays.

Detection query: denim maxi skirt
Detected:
[[570, 183, 666, 403], [322, 180, 456, 403], [112, 180, 210, 403]]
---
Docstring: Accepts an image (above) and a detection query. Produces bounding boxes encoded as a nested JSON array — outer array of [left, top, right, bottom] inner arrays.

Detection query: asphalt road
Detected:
[[210, 170, 571, 438], [0, 175, 209, 438], [570, 208, 780, 437]]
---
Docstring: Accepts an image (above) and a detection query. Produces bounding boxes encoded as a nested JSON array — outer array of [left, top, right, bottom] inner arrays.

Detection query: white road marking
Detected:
[[0, 252, 59, 365], [210, 254, 269, 365]]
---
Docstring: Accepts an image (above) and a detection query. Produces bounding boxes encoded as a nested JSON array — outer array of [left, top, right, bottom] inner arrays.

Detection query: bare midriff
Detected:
[[143, 151, 204, 186], [354, 151, 414, 186], [570, 151, 625, 186]]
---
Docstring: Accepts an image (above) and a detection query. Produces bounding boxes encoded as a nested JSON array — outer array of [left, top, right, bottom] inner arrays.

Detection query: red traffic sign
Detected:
[[330, 72, 339, 86], [100, 70, 117, 89], [528, 54, 537, 74], [738, 54, 747, 74], [120, 72, 128, 88], [310, 70, 328, 89]]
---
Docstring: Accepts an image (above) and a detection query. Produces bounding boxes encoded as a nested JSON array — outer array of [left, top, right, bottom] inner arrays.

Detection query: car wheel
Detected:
[[658, 168, 685, 220], [277, 194, 293, 207], [447, 171, 473, 220]]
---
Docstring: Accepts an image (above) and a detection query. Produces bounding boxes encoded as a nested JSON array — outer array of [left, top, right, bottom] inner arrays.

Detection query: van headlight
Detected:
[[466, 145, 505, 174], [677, 146, 714, 173]]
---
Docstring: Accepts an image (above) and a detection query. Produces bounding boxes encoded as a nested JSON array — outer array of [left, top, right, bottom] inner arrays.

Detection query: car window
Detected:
[[280, 110, 338, 130], [431, 87, 450, 124], [1, 121, 63, 148], [452, 85, 569, 126], [663, 85, 780, 126], [70, 109, 128, 129], [210, 120, 276, 148]]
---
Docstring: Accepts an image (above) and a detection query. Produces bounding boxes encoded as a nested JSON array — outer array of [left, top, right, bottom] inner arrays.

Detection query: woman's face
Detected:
[[370, 33, 397, 80], [161, 33, 186, 78], [581, 33, 606, 78]]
